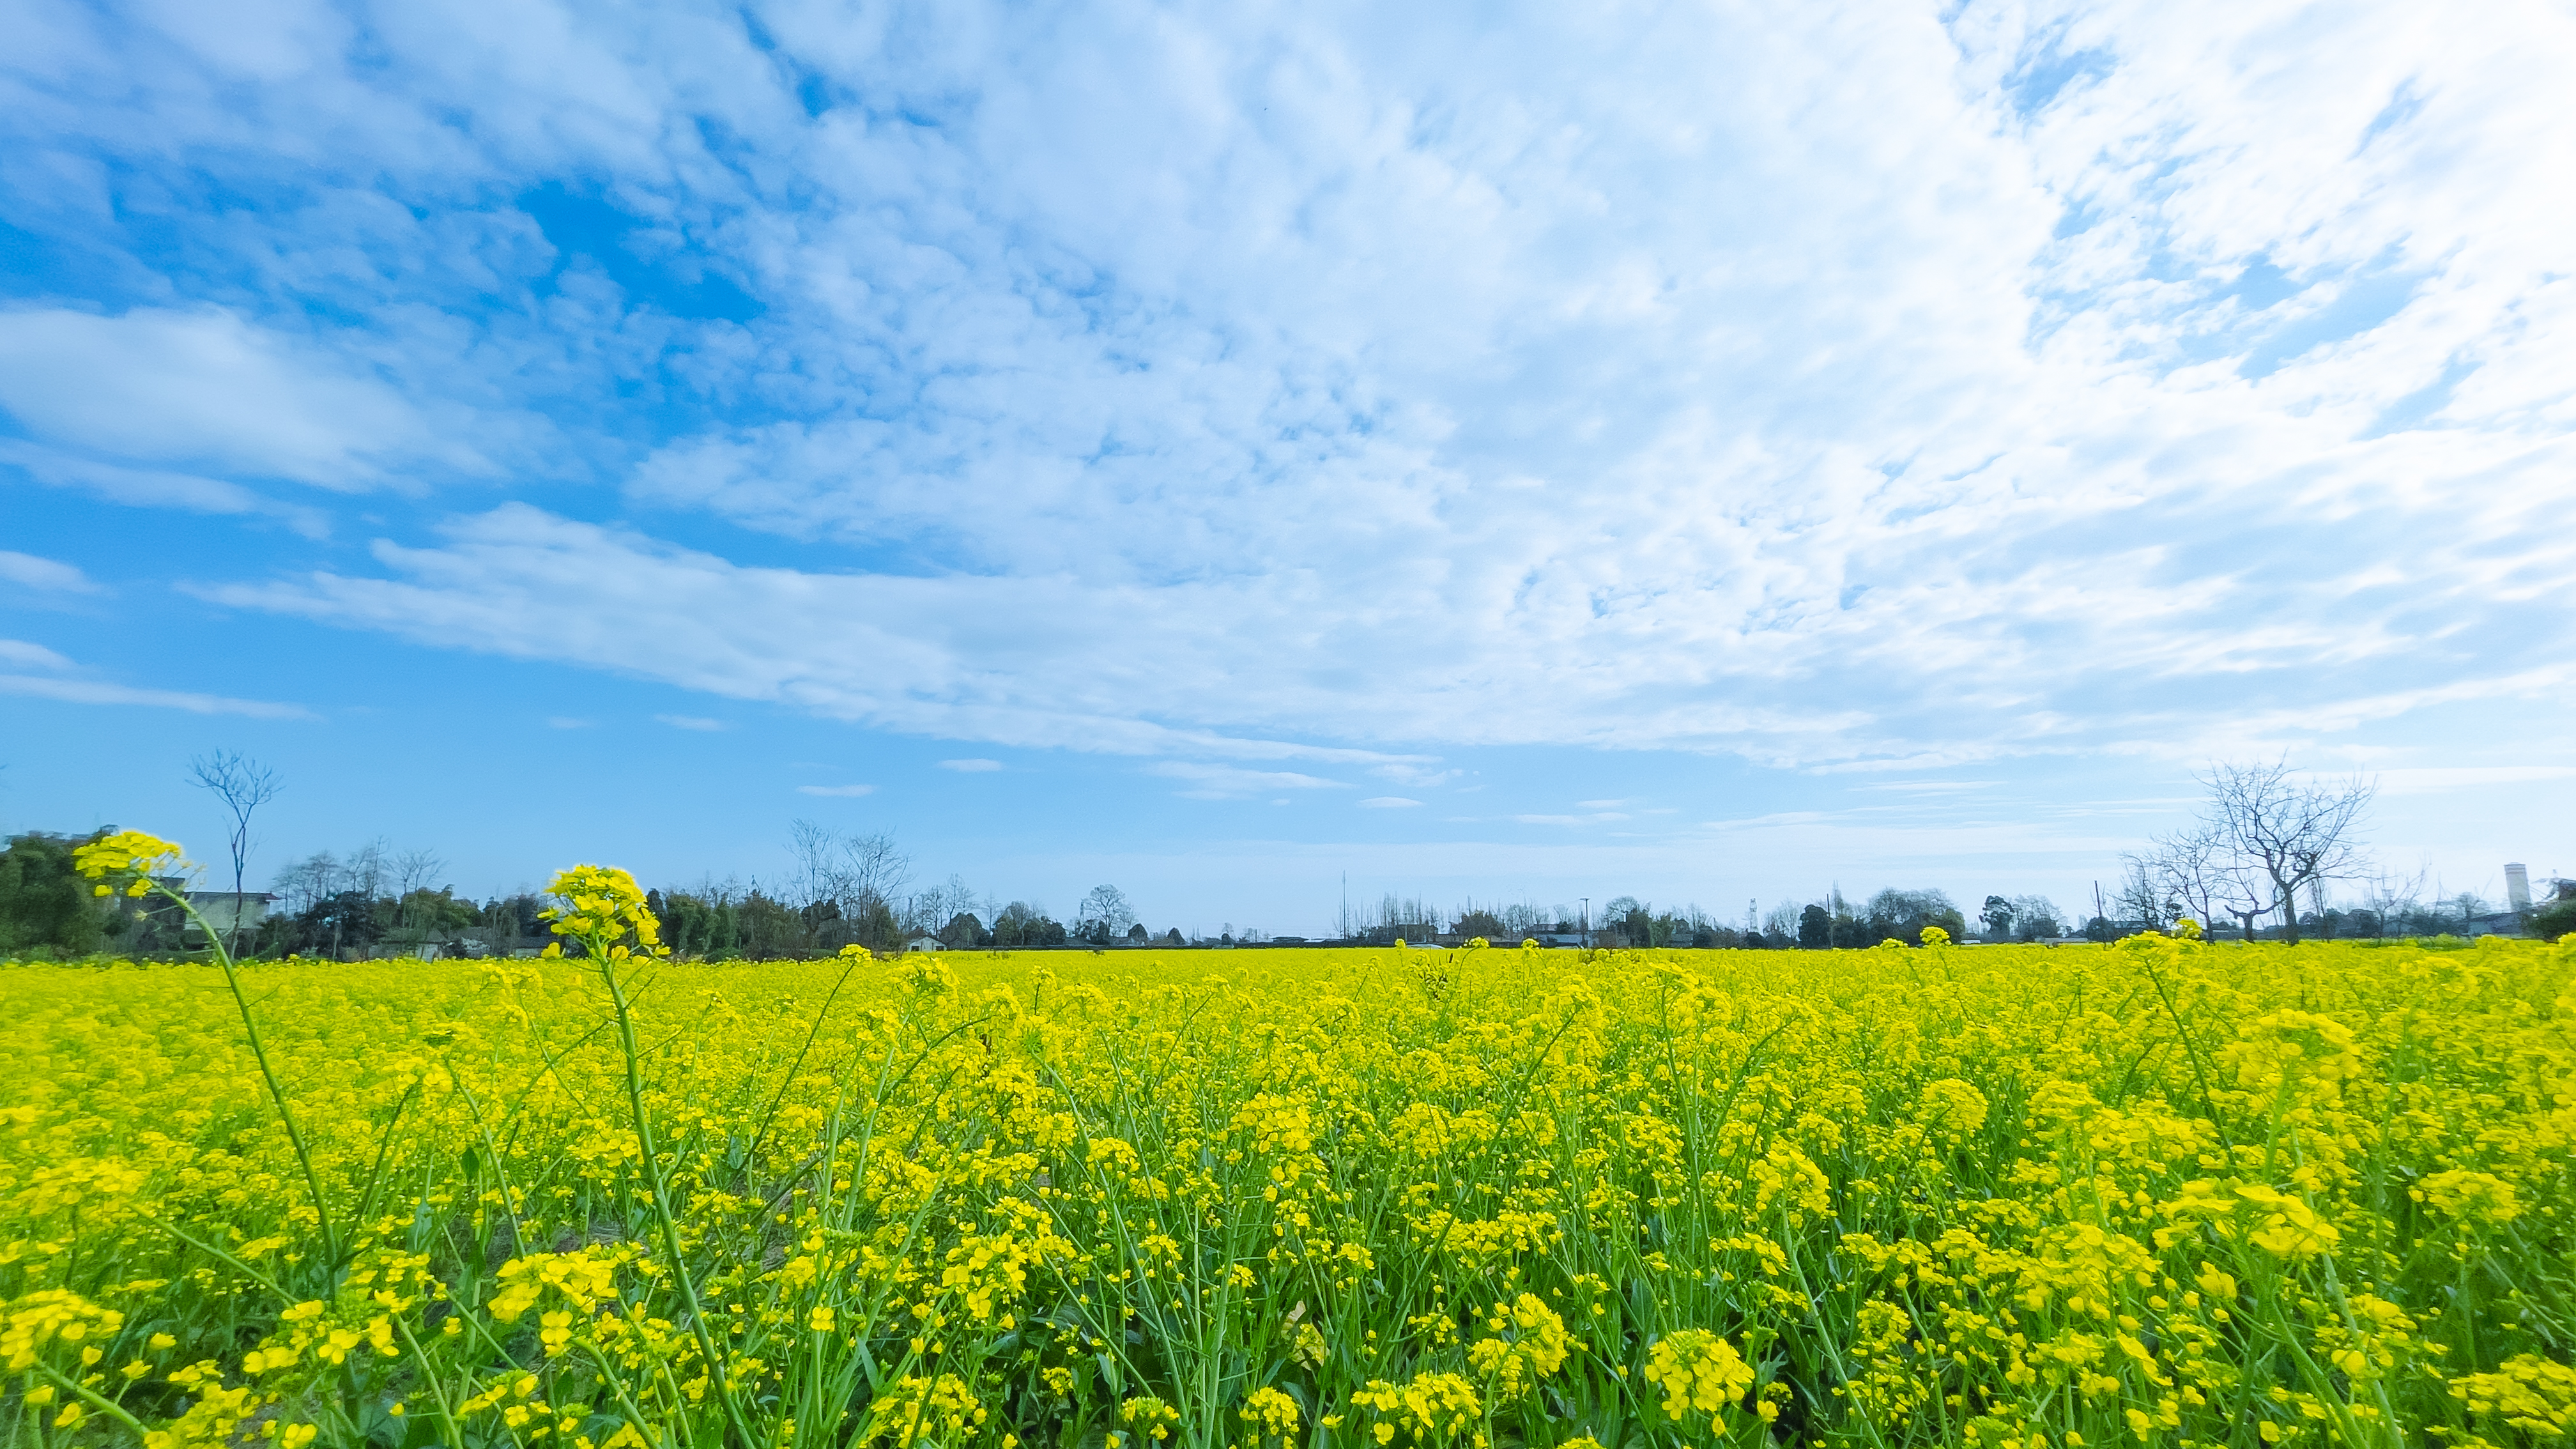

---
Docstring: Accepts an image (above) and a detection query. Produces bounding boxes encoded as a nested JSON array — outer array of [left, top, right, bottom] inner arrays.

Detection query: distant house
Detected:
[[180, 891, 277, 942], [1364, 923, 1439, 946], [905, 935, 944, 953]]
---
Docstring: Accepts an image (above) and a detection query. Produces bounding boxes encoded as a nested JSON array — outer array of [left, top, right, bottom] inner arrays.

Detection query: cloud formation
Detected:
[[1147, 762, 1349, 800], [8, 0, 2573, 781], [0, 309, 505, 489], [0, 639, 311, 717], [0, 551, 99, 594]]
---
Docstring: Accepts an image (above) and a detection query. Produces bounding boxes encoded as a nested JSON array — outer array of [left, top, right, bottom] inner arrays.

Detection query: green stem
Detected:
[[33, 1365, 152, 1438], [151, 878, 341, 1265], [595, 937, 760, 1448]]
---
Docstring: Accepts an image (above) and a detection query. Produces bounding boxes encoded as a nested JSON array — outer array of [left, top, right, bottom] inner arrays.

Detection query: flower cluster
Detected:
[[3, 882, 2570, 1448]]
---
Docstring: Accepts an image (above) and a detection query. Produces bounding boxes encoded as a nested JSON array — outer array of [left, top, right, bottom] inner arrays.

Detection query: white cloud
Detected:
[[0, 658, 312, 718], [1370, 763, 1460, 788], [796, 783, 877, 797], [0, 441, 334, 537], [654, 713, 728, 732], [1516, 808, 1632, 825], [2365, 766, 2576, 795], [1358, 796, 1422, 809], [0, 551, 102, 594], [38, 0, 2576, 777], [0, 639, 75, 670], [0, 309, 489, 488], [1147, 762, 1347, 800], [939, 758, 1004, 772]]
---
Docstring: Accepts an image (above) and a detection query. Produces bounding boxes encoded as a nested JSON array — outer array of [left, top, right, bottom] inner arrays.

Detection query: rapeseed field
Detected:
[[3, 836, 2572, 1448]]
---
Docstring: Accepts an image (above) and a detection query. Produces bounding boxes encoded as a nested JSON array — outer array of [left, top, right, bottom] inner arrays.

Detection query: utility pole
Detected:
[[1580, 897, 1590, 949]]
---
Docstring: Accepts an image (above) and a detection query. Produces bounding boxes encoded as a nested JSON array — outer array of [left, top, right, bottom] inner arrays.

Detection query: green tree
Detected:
[[295, 890, 388, 957], [1797, 903, 1831, 949], [1865, 888, 1966, 944], [2533, 893, 2576, 941], [0, 831, 109, 955], [395, 887, 478, 935], [941, 911, 989, 948], [1980, 895, 2016, 939]]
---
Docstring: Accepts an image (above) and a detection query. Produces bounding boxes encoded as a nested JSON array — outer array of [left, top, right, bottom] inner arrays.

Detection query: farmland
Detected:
[[3, 860, 2572, 1448]]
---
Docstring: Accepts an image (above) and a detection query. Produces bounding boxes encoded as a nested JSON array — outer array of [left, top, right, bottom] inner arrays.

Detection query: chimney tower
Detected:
[[2506, 863, 2533, 912]]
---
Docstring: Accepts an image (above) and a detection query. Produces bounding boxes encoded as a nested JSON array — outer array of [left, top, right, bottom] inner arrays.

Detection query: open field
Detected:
[[4, 932, 2572, 1448]]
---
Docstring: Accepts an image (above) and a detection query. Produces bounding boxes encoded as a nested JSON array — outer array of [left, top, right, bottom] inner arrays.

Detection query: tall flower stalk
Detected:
[[74, 830, 341, 1267], [539, 864, 758, 1448]]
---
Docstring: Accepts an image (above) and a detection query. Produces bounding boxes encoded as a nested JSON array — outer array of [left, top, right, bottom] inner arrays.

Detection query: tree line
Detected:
[[0, 812, 1183, 960], [4, 752, 2566, 959]]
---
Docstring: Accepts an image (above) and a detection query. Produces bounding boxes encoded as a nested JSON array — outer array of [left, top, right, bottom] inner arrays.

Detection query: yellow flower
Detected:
[[72, 829, 189, 882], [1239, 1386, 1300, 1442], [1643, 1329, 1754, 1420], [2414, 1169, 2522, 1225]]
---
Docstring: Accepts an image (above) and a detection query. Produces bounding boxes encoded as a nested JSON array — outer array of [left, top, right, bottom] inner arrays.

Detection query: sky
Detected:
[[3, 0, 2573, 937]]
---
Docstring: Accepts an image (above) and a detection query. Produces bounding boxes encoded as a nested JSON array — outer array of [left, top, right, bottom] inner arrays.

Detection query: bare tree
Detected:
[[2212, 859, 2276, 944], [2200, 758, 2376, 945], [1075, 884, 1136, 944], [2359, 863, 2428, 938], [188, 749, 281, 957], [272, 850, 342, 917], [1761, 899, 1802, 940], [2007, 894, 2064, 940], [788, 819, 910, 912], [2128, 822, 2230, 935], [786, 818, 840, 910], [346, 839, 390, 903], [392, 848, 446, 931], [784, 819, 911, 950], [393, 848, 443, 897]]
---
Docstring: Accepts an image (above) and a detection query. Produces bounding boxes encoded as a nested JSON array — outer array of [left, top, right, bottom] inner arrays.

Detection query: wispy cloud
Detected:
[[796, 783, 877, 797], [2364, 767, 2576, 795], [0, 551, 103, 595], [0, 638, 311, 716], [0, 662, 312, 718], [19, 0, 2576, 788], [0, 309, 494, 488], [1147, 762, 1347, 800], [1358, 796, 1422, 809], [939, 758, 1004, 772], [0, 640, 75, 670], [3, 441, 332, 538], [654, 714, 728, 732], [1517, 808, 1633, 826]]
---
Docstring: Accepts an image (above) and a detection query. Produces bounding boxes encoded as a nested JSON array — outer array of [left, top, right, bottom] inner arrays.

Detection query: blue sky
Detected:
[[4, 0, 2572, 935]]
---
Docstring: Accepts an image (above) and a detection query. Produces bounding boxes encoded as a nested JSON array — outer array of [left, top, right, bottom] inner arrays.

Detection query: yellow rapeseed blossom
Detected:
[[3, 859, 2569, 1449], [1642, 1328, 1754, 1421]]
